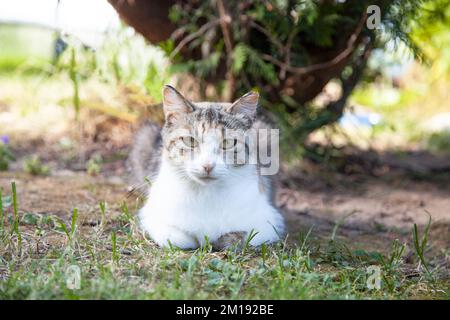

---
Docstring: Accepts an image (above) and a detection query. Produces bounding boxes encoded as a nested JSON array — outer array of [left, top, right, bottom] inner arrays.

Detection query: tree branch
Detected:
[[248, 20, 285, 51], [169, 18, 220, 59], [261, 13, 368, 76], [293, 38, 373, 136], [217, 0, 236, 101]]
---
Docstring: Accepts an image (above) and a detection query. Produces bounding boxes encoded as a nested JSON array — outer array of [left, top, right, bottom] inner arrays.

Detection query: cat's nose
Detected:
[[202, 163, 215, 175]]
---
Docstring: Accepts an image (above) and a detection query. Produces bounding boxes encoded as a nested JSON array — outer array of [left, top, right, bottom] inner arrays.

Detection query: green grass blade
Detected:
[[69, 47, 80, 118], [99, 201, 106, 225], [57, 218, 70, 240], [111, 230, 118, 263], [11, 181, 22, 253], [71, 208, 78, 238], [0, 188, 3, 230], [261, 243, 267, 265], [331, 210, 357, 241], [242, 229, 258, 255], [412, 218, 432, 276]]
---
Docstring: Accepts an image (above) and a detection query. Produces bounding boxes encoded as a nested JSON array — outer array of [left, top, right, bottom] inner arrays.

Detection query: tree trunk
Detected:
[[107, 0, 178, 43]]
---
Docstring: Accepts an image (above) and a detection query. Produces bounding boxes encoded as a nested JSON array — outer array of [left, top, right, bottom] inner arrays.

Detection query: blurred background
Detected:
[[0, 1, 449, 238]]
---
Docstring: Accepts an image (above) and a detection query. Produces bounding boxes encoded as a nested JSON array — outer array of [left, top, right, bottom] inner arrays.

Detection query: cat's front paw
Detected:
[[148, 226, 199, 250], [212, 231, 247, 251]]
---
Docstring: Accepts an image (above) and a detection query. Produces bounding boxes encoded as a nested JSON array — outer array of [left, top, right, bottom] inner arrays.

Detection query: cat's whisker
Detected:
[[126, 186, 147, 200]]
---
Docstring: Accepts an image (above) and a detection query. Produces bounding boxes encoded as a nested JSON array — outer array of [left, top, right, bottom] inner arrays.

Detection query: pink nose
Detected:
[[202, 164, 214, 175]]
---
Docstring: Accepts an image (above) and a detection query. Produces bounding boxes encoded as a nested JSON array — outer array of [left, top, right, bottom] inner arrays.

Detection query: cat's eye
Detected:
[[222, 138, 237, 150], [181, 136, 198, 149]]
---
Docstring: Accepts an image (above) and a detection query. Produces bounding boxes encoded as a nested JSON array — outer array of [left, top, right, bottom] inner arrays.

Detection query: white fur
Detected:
[[139, 158, 285, 249]]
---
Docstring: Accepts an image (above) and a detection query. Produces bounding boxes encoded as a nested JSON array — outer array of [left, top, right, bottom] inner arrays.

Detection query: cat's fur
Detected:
[[129, 85, 285, 249]]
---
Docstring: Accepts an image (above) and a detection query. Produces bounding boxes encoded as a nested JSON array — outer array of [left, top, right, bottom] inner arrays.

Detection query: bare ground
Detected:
[[1, 151, 448, 261], [1, 81, 448, 258], [0, 98, 448, 268]]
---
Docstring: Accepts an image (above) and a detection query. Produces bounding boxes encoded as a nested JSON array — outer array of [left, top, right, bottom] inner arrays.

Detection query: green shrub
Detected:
[[0, 136, 15, 171], [23, 155, 50, 176]]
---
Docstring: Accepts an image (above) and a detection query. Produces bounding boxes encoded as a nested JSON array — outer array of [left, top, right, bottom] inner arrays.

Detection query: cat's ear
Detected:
[[162, 85, 195, 124], [227, 91, 259, 118]]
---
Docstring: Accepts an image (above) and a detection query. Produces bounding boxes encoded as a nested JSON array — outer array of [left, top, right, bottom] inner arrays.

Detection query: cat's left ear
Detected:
[[226, 91, 259, 119]]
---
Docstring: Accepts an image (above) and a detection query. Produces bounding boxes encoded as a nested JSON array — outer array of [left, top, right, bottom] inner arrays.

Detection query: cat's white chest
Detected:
[[139, 162, 284, 249]]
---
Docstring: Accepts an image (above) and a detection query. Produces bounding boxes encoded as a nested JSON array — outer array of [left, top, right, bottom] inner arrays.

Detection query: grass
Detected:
[[0, 24, 166, 126], [0, 24, 54, 72], [0, 182, 447, 300]]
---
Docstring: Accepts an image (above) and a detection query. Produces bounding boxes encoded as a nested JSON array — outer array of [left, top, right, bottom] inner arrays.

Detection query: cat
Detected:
[[129, 85, 285, 250]]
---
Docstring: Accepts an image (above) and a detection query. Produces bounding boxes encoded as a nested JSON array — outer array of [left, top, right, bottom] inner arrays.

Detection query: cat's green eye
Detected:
[[222, 138, 237, 150], [181, 136, 198, 149]]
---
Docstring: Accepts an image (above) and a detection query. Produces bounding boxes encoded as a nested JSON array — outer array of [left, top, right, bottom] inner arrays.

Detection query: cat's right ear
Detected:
[[227, 91, 259, 119], [162, 85, 194, 125]]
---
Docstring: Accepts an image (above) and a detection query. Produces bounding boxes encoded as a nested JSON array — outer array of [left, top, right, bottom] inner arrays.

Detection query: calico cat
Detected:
[[129, 85, 285, 250]]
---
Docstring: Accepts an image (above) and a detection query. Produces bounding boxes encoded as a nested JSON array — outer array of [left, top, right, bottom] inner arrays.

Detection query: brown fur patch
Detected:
[[212, 231, 247, 251]]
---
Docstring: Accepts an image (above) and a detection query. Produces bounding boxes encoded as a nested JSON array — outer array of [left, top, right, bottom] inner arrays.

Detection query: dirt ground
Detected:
[[279, 174, 450, 256], [1, 142, 449, 260], [1, 84, 448, 256], [0, 98, 449, 265]]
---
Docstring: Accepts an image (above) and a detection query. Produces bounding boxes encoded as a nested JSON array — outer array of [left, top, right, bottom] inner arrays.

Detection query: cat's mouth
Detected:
[[198, 176, 218, 181], [188, 172, 220, 184]]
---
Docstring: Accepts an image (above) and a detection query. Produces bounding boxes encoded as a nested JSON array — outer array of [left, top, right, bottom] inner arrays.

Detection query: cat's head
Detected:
[[161, 85, 259, 184]]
